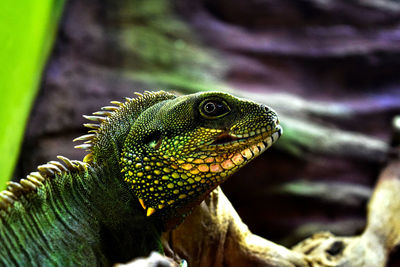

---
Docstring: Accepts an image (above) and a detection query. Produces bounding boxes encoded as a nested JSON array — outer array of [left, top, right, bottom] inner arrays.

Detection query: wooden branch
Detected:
[[162, 187, 307, 266], [293, 159, 400, 266], [115, 251, 178, 267], [365, 160, 400, 252], [161, 157, 400, 266]]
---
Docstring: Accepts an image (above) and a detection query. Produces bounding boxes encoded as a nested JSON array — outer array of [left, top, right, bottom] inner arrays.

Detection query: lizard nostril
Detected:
[[261, 104, 269, 112]]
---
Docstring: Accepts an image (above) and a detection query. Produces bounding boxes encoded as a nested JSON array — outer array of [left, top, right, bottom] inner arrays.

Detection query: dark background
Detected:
[[15, 0, 400, 255]]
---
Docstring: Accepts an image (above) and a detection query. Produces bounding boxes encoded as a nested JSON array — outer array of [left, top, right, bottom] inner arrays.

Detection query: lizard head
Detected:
[[119, 91, 282, 225]]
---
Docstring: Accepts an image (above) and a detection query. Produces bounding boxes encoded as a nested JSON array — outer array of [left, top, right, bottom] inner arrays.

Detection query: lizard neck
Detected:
[[0, 161, 162, 265], [83, 162, 163, 263]]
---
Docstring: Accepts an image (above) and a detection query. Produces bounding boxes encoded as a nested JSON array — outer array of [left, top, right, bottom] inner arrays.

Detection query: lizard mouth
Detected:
[[190, 124, 282, 174], [211, 133, 240, 145], [211, 125, 283, 148]]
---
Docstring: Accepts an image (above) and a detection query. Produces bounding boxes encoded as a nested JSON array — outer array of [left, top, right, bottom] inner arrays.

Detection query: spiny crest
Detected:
[[0, 156, 87, 211], [74, 90, 176, 164]]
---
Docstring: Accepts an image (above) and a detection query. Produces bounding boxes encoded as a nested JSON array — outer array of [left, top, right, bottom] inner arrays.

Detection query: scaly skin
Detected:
[[0, 91, 282, 266]]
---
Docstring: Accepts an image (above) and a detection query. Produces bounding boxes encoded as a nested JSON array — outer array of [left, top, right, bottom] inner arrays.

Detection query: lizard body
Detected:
[[0, 91, 282, 265]]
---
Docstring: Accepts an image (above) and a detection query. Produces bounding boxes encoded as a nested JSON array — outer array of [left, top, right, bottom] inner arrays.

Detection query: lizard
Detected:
[[0, 90, 282, 266]]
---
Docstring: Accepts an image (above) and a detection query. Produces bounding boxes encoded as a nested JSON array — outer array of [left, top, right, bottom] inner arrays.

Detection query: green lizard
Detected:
[[0, 91, 282, 266]]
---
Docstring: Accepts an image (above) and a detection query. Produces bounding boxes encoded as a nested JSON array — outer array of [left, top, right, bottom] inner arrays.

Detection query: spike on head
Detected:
[[83, 153, 93, 163], [73, 91, 177, 165], [119, 91, 282, 225]]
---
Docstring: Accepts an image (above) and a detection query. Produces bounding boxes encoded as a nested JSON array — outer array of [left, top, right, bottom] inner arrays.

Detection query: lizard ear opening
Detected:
[[145, 131, 163, 150]]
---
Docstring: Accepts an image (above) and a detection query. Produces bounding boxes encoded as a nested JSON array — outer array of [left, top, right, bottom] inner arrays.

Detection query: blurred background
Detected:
[[2, 0, 400, 260]]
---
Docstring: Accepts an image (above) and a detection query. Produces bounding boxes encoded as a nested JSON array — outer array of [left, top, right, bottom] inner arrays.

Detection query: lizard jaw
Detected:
[[195, 124, 282, 173], [209, 124, 282, 149], [216, 125, 282, 169]]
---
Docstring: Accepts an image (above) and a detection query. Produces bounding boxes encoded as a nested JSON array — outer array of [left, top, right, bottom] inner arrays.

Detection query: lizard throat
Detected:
[[119, 125, 282, 220]]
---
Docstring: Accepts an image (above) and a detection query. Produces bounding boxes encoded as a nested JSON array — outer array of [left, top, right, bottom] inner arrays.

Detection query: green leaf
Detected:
[[0, 0, 65, 189]]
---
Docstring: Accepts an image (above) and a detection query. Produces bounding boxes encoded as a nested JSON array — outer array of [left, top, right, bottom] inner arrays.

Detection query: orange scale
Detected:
[[193, 159, 204, 164], [204, 157, 214, 163], [190, 168, 200, 175], [198, 164, 209, 172], [221, 160, 235, 170], [181, 163, 192, 170], [210, 164, 223, 173]]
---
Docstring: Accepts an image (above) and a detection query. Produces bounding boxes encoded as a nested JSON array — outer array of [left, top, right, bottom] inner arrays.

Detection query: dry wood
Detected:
[[158, 157, 400, 267]]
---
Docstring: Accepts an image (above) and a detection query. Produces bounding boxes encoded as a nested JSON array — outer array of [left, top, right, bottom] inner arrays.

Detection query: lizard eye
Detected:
[[204, 102, 216, 113], [200, 99, 231, 119]]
